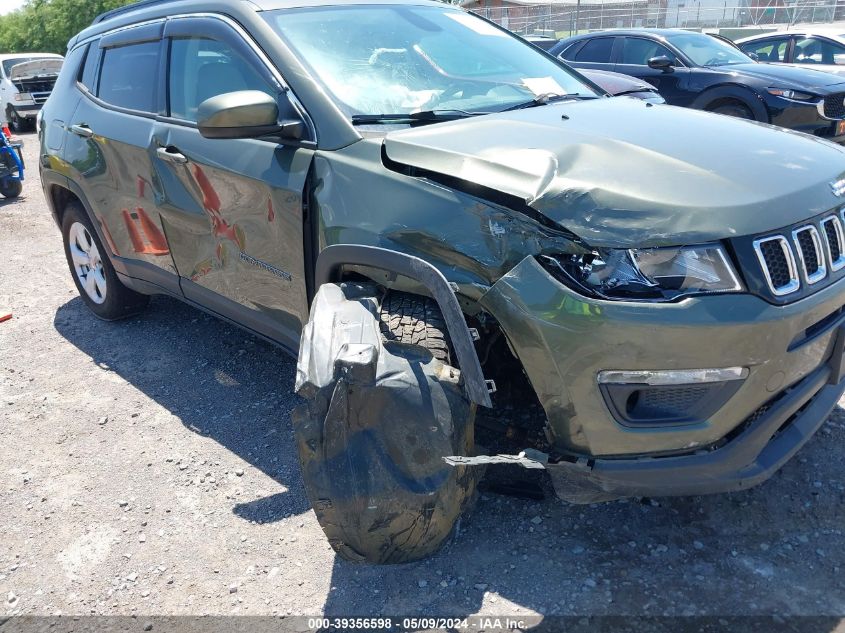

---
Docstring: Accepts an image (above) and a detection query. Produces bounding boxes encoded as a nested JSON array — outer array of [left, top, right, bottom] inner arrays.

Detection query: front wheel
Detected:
[[61, 202, 150, 319], [0, 178, 22, 199], [709, 102, 753, 120], [7, 109, 29, 133], [294, 284, 479, 564]]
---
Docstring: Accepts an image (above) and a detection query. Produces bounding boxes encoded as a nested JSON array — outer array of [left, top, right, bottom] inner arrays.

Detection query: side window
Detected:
[[740, 37, 788, 62], [559, 42, 582, 61], [168, 37, 274, 122], [620, 38, 676, 66], [98, 41, 159, 112], [574, 38, 614, 63], [79, 43, 100, 91], [794, 37, 845, 65]]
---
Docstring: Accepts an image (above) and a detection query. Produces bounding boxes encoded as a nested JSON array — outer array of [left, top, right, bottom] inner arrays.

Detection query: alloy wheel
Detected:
[[68, 222, 107, 304]]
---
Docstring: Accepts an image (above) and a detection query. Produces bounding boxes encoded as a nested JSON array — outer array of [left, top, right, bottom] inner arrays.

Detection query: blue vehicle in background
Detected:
[[0, 121, 23, 199], [549, 29, 845, 142]]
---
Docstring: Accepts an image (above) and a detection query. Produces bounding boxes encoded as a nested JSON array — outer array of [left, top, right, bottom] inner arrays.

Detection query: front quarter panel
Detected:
[[311, 138, 583, 303]]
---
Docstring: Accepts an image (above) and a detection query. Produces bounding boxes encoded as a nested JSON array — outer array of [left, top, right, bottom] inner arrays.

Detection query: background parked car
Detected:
[[0, 53, 63, 132], [524, 35, 665, 102], [549, 28, 845, 141], [737, 29, 845, 77]]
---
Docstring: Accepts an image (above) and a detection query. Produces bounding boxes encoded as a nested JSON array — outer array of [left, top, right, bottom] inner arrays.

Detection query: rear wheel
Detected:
[[294, 284, 478, 564], [61, 201, 149, 320], [708, 102, 754, 120]]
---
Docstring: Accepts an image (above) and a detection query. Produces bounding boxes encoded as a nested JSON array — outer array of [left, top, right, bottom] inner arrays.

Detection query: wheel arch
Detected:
[[691, 84, 769, 122], [45, 179, 113, 257], [315, 244, 492, 407]]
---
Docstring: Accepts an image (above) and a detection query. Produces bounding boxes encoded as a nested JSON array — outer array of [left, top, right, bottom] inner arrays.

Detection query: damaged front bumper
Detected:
[[447, 333, 845, 504], [546, 359, 844, 503], [475, 255, 845, 502]]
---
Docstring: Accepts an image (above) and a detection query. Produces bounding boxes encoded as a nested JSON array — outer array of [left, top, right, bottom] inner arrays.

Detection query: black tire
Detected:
[[7, 109, 28, 133], [379, 291, 453, 364], [61, 201, 150, 320], [708, 102, 754, 120], [0, 178, 22, 199]]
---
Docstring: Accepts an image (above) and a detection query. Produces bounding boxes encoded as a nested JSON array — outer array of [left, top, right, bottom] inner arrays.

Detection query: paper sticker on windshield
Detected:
[[521, 77, 566, 96], [444, 12, 507, 37]]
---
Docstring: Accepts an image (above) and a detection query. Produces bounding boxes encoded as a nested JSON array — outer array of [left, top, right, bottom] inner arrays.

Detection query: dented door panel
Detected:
[[153, 122, 313, 343]]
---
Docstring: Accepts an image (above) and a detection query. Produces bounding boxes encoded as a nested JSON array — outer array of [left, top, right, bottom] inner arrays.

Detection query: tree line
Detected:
[[0, 0, 136, 55]]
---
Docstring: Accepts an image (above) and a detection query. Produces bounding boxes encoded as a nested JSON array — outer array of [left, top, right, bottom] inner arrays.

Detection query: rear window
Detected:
[[97, 41, 159, 112], [575, 38, 614, 63]]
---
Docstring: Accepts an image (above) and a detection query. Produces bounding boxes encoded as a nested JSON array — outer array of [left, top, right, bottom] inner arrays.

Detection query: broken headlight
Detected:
[[540, 244, 743, 302]]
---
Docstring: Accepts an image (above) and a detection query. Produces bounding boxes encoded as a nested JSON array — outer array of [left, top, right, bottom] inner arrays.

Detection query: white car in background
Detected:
[[0, 53, 64, 132], [736, 29, 845, 76]]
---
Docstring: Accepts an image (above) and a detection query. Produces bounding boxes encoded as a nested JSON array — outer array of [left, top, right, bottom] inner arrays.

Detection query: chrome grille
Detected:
[[752, 212, 845, 296], [822, 215, 845, 271], [792, 225, 826, 284], [753, 236, 799, 296]]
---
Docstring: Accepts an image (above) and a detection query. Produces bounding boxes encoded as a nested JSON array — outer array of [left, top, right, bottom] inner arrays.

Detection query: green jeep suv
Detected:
[[41, 0, 845, 563]]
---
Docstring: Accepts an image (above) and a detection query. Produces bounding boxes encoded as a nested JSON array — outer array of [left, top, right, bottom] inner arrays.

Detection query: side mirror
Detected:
[[747, 52, 760, 62], [197, 90, 304, 141], [647, 55, 674, 72]]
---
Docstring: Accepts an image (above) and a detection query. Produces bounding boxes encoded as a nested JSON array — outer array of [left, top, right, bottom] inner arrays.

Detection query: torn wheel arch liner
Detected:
[[314, 243, 492, 407]]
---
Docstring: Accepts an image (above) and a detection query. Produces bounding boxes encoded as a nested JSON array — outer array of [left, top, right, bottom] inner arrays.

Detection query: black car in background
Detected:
[[549, 28, 845, 141]]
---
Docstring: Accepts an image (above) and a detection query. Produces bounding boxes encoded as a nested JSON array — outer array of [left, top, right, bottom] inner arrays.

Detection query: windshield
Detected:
[[2, 56, 56, 77], [263, 5, 597, 118], [665, 31, 752, 66]]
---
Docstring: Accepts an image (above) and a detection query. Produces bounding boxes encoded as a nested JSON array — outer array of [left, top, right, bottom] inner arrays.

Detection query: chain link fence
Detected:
[[470, 0, 844, 36]]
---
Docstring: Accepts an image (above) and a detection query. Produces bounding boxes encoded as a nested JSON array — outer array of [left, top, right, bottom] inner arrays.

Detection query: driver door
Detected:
[[152, 16, 314, 350]]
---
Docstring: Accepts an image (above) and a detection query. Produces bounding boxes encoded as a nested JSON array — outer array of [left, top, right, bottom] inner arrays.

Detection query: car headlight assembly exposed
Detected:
[[767, 87, 817, 101], [540, 244, 743, 302]]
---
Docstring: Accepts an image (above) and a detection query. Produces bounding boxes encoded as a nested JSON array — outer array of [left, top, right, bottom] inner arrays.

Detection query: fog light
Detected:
[[597, 367, 748, 386], [598, 367, 748, 427]]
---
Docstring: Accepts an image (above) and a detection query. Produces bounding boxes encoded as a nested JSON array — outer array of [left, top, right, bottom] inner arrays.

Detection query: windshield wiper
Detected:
[[351, 109, 486, 125], [498, 92, 594, 112]]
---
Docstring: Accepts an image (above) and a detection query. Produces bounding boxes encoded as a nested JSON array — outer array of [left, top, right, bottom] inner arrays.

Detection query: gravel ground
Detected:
[[3, 131, 845, 620]]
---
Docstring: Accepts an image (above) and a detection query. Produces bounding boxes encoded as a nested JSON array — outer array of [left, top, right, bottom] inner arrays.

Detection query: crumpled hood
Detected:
[[383, 97, 845, 248], [721, 62, 845, 93], [10, 58, 62, 80]]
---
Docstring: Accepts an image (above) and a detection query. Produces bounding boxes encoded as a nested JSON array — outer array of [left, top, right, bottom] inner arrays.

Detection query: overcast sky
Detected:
[[0, 0, 27, 16]]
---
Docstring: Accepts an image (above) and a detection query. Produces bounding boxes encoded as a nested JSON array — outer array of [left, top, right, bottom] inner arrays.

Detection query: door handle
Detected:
[[69, 124, 93, 138], [156, 146, 187, 164]]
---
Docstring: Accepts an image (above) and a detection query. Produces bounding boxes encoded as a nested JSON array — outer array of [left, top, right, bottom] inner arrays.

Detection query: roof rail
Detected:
[[92, 0, 173, 24]]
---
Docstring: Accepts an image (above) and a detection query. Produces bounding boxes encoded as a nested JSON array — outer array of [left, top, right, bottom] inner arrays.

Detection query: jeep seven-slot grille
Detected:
[[824, 94, 845, 119], [795, 226, 823, 280], [753, 213, 845, 297], [756, 237, 795, 291], [824, 219, 841, 261]]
